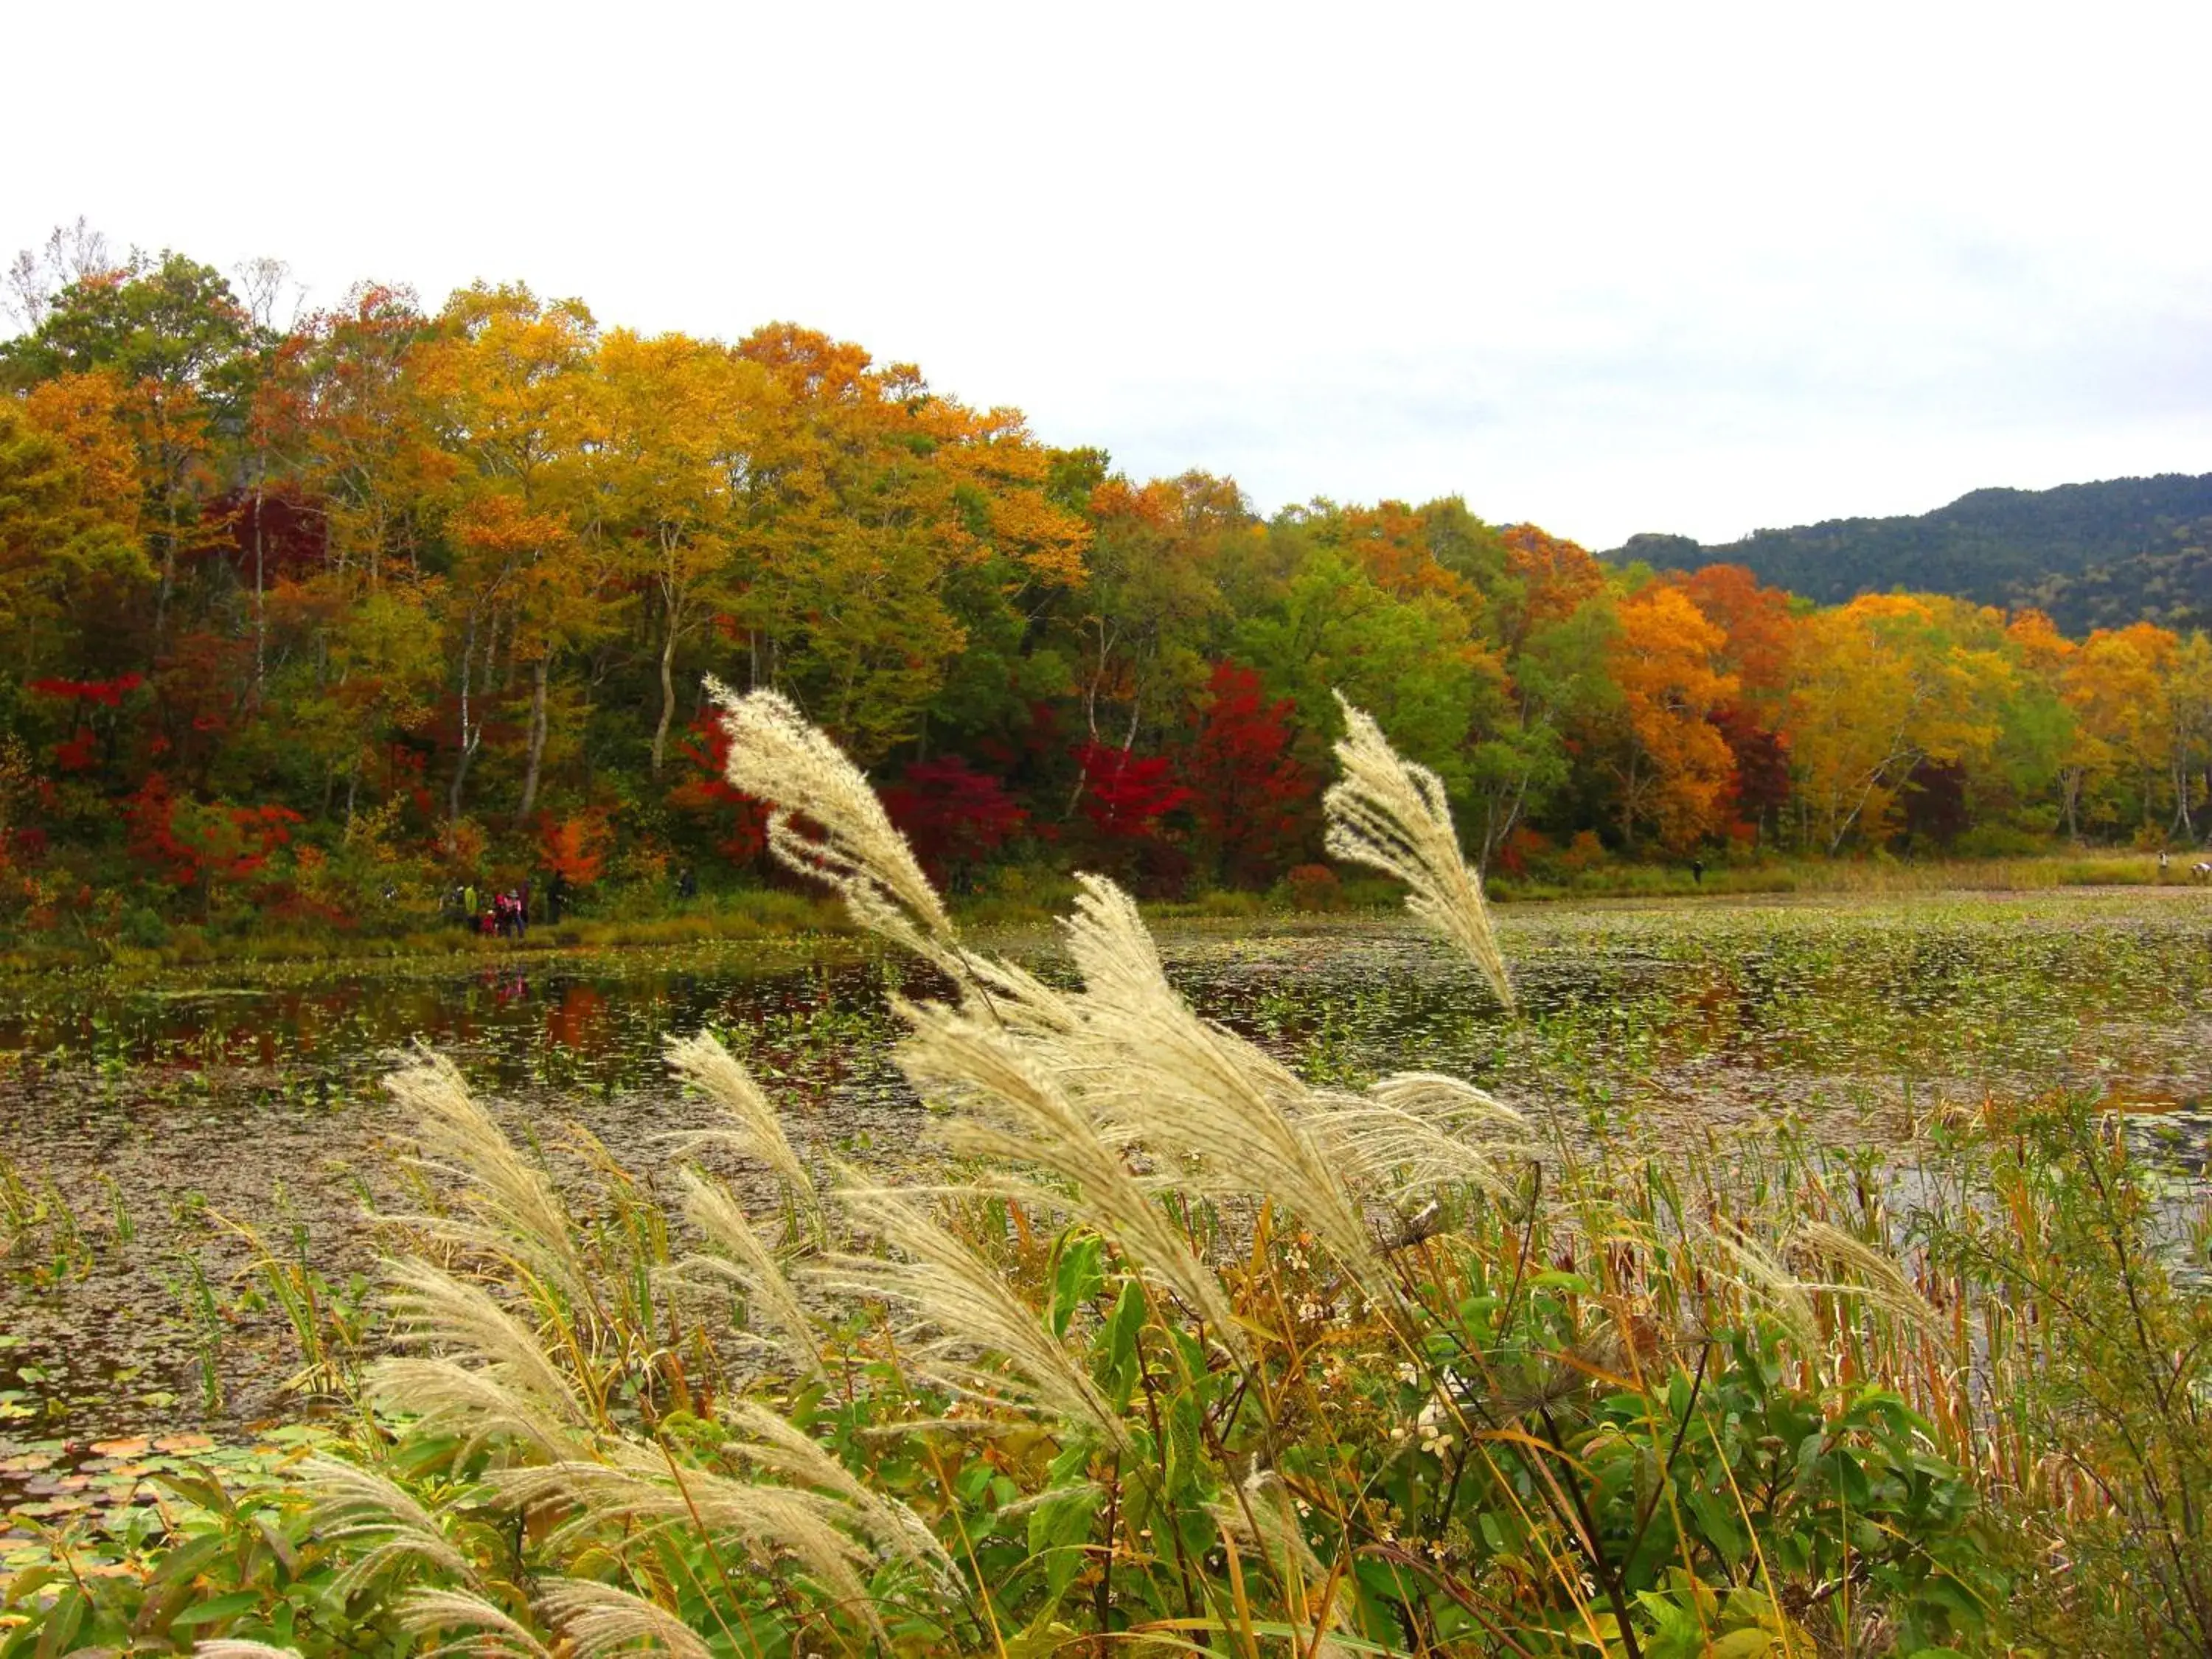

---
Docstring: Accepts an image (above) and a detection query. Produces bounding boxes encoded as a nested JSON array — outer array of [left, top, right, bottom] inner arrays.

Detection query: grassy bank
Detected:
[[1488, 849, 2180, 902], [1, 849, 2198, 978]]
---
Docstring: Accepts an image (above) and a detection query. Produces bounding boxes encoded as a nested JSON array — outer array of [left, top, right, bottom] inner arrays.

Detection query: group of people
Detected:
[[449, 872, 568, 937]]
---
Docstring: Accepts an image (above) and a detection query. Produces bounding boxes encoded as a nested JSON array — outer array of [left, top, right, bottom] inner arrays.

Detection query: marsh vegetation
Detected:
[[1, 696, 2209, 1656]]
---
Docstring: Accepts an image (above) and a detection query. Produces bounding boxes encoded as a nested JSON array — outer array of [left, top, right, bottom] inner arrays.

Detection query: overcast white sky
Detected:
[[8, 0, 2209, 547]]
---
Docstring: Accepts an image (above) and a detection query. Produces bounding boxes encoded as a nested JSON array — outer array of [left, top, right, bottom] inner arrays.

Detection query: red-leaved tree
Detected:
[[669, 709, 768, 866], [1180, 662, 1316, 887], [128, 774, 305, 919], [29, 673, 143, 778], [880, 757, 1026, 888], [1711, 706, 1792, 846], [1074, 740, 1193, 896], [540, 810, 613, 886]]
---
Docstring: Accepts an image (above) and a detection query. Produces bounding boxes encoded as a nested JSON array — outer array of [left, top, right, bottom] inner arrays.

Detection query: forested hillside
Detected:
[[8, 234, 2212, 953], [1618, 473, 2212, 632]]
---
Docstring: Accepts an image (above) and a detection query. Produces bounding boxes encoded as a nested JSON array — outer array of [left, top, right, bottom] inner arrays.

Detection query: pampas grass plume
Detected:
[[662, 1029, 816, 1207], [1324, 692, 1514, 1012], [705, 680, 956, 964]]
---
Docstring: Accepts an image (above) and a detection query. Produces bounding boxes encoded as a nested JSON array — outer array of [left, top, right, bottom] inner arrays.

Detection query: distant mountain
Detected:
[[1613, 473, 2212, 635]]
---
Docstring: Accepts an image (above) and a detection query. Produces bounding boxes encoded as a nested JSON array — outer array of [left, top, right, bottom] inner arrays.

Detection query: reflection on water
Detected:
[[4, 891, 2212, 1444]]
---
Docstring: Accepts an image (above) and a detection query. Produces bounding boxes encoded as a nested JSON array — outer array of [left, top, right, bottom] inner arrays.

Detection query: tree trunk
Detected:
[[251, 460, 267, 708], [448, 616, 481, 836], [651, 615, 677, 777], [155, 493, 179, 644], [516, 655, 550, 824]]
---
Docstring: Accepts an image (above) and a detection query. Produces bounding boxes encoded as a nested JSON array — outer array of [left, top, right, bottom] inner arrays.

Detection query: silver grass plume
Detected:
[[948, 945, 1084, 1036], [1208, 1467, 1358, 1659], [372, 1257, 590, 1448], [382, 1048, 590, 1307], [813, 1177, 1133, 1452], [669, 1166, 830, 1388], [394, 1587, 553, 1659], [369, 1357, 580, 1464], [894, 992, 1248, 1359], [300, 1453, 480, 1598], [1056, 875, 1380, 1281], [487, 1447, 886, 1644], [716, 1397, 961, 1593], [704, 679, 957, 969], [1308, 1072, 1527, 1205], [661, 1029, 817, 1208], [1305, 1099, 1512, 1206], [1364, 1071, 1524, 1133], [1702, 1222, 1820, 1349], [1789, 1219, 1942, 1335], [535, 1579, 714, 1659], [1324, 692, 1514, 1012]]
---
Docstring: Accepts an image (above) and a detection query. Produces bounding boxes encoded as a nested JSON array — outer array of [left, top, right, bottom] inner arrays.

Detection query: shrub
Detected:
[[1950, 822, 2049, 858], [1557, 827, 1610, 872], [1279, 860, 1342, 910]]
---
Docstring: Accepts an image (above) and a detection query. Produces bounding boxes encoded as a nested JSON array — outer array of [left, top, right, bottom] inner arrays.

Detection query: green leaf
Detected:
[[1099, 1277, 1147, 1411], [1027, 1482, 1105, 1604], [145, 1534, 225, 1589], [170, 1592, 261, 1629], [1709, 1631, 1775, 1658], [1686, 1489, 1747, 1571], [1048, 1230, 1106, 1340]]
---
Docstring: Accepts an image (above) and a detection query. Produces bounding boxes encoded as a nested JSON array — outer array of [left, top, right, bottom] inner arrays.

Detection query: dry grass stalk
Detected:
[[1054, 874, 1380, 1280], [895, 992, 1249, 1357], [382, 1048, 590, 1307], [704, 680, 956, 968], [1324, 692, 1514, 1011], [715, 1397, 961, 1590], [814, 1178, 1133, 1452], [300, 1452, 481, 1598], [1365, 1070, 1524, 1130], [1701, 1222, 1820, 1349], [1306, 1096, 1514, 1205], [394, 1587, 554, 1659], [669, 1166, 830, 1388], [1789, 1219, 1944, 1335], [1209, 1467, 1359, 1659], [661, 1029, 817, 1208], [375, 1257, 589, 1436], [535, 1579, 715, 1659], [369, 1357, 580, 1464], [488, 1449, 887, 1644]]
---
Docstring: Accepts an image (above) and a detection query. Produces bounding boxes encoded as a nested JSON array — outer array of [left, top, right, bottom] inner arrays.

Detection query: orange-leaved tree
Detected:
[[1603, 582, 1739, 851], [539, 810, 611, 887]]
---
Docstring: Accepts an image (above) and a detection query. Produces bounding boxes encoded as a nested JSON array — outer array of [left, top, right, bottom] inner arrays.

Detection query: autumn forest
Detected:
[[4, 236, 2209, 945]]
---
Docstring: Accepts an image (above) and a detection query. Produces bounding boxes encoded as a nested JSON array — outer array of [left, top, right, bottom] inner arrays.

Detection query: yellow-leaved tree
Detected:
[[1788, 594, 2015, 853]]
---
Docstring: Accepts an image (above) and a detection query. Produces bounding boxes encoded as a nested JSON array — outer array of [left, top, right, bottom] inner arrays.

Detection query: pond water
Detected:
[[4, 886, 2212, 1458]]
